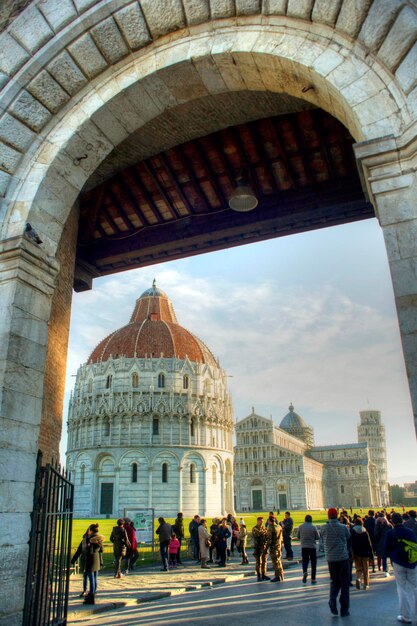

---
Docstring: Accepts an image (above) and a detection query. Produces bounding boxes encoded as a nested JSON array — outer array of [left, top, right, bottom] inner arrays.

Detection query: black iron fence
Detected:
[[24, 452, 74, 626]]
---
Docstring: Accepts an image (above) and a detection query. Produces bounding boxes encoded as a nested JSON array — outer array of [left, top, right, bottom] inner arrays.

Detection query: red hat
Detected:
[[328, 508, 338, 519]]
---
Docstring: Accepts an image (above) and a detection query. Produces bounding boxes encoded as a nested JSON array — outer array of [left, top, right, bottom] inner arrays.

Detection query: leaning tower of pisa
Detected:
[[357, 410, 389, 505]]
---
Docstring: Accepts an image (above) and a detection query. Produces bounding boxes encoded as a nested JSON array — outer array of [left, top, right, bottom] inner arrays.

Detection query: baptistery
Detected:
[[66, 281, 234, 518]]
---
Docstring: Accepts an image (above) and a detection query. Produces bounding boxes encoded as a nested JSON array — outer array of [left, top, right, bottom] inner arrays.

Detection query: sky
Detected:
[[60, 217, 417, 484]]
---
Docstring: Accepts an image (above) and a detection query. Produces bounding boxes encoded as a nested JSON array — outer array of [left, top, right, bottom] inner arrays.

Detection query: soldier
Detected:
[[252, 517, 270, 581], [267, 516, 285, 582]]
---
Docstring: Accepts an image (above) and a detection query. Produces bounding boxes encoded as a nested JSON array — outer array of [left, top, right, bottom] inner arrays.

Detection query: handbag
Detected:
[[205, 538, 212, 547], [121, 545, 127, 557]]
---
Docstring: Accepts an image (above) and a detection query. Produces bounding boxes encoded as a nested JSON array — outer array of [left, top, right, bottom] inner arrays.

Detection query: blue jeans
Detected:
[[160, 540, 169, 570], [86, 571, 97, 594]]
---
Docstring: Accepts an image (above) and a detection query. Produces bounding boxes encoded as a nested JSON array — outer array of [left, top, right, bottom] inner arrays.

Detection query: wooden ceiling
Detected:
[[75, 108, 374, 291]]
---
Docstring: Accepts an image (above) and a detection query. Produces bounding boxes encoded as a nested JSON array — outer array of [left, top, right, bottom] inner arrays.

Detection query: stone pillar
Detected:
[[0, 235, 58, 626], [355, 127, 417, 436]]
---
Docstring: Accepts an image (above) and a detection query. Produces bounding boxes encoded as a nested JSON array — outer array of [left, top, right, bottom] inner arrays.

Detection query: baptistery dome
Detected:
[[66, 282, 234, 519], [88, 280, 217, 367]]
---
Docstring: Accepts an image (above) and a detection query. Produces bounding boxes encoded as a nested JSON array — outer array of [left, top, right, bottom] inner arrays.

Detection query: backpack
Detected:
[[395, 533, 417, 564]]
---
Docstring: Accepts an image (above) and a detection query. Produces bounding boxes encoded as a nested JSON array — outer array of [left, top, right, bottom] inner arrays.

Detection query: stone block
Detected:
[[157, 62, 208, 104], [0, 171, 11, 197], [358, 0, 403, 52], [114, 3, 152, 50], [336, 0, 372, 38], [381, 224, 400, 262], [0, 416, 40, 454], [68, 33, 108, 79], [0, 332, 47, 373], [389, 257, 417, 299], [396, 294, 417, 336], [139, 74, 180, 111], [0, 71, 8, 90], [193, 56, 228, 93], [0, 572, 26, 624], [0, 447, 39, 482], [27, 71, 70, 113], [38, 0, 78, 31], [378, 6, 417, 73], [73, 0, 97, 11], [396, 42, 417, 95], [47, 51, 88, 96], [183, 0, 210, 25], [287, 0, 314, 20], [311, 0, 343, 26], [0, 141, 21, 174], [91, 106, 130, 146], [0, 478, 36, 513], [11, 282, 53, 322], [64, 121, 114, 178], [0, 611, 24, 626], [0, 512, 32, 549], [262, 0, 286, 15], [209, 0, 235, 18], [236, 0, 261, 16], [0, 32, 29, 76], [394, 219, 417, 261], [0, 113, 35, 152], [91, 17, 130, 65], [11, 90, 52, 133], [9, 5, 54, 55], [140, 0, 186, 38]]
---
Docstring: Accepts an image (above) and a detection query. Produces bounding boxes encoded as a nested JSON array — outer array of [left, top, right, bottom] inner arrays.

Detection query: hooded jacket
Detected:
[[350, 524, 373, 558], [72, 532, 104, 573]]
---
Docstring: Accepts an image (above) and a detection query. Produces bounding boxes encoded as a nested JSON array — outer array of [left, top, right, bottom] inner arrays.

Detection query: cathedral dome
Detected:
[[88, 280, 217, 367], [280, 403, 309, 430]]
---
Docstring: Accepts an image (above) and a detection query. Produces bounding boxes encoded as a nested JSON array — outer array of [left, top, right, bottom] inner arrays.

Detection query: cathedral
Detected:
[[66, 282, 234, 518], [234, 405, 389, 511], [67, 283, 388, 518]]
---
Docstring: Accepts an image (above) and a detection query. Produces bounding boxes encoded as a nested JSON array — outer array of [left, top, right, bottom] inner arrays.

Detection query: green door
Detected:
[[278, 493, 287, 510], [100, 482, 113, 514], [252, 489, 263, 510]]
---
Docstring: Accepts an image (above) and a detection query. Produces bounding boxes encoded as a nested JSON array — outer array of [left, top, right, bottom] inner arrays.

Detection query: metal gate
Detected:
[[24, 452, 74, 626]]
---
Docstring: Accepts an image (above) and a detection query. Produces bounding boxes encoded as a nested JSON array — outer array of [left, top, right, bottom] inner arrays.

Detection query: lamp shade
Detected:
[[228, 180, 258, 212]]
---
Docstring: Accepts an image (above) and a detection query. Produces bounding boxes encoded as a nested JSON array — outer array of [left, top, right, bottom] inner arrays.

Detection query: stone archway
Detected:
[[1, 3, 417, 623]]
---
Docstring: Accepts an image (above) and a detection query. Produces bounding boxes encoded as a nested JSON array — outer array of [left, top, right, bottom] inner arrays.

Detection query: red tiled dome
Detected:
[[87, 282, 217, 367]]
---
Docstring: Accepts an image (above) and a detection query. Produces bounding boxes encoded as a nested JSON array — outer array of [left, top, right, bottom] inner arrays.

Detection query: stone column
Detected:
[[0, 235, 58, 626], [355, 126, 417, 436]]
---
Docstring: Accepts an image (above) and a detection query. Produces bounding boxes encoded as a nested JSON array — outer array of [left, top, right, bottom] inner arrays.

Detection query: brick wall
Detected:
[[37, 206, 78, 462]]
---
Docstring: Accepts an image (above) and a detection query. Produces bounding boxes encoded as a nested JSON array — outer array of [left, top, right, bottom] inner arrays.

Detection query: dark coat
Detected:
[[72, 532, 104, 573], [375, 519, 392, 557], [364, 516, 376, 547], [351, 525, 373, 558], [156, 522, 172, 543], [173, 517, 184, 539], [110, 526, 130, 557]]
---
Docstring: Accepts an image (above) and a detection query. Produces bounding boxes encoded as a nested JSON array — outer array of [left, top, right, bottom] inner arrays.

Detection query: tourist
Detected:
[[123, 517, 137, 575], [252, 516, 269, 581], [168, 533, 180, 569], [384, 512, 417, 624], [351, 516, 374, 590], [189, 515, 201, 561], [71, 526, 89, 597], [320, 507, 351, 617], [296, 514, 319, 584], [216, 518, 231, 567], [209, 518, 219, 563], [281, 511, 294, 560], [238, 522, 249, 564], [404, 510, 417, 541], [110, 518, 130, 579], [266, 515, 284, 582], [128, 520, 139, 570], [375, 513, 392, 576], [226, 516, 233, 560], [72, 523, 104, 605], [172, 512, 184, 564], [364, 510, 377, 572], [156, 516, 172, 571], [198, 519, 211, 569]]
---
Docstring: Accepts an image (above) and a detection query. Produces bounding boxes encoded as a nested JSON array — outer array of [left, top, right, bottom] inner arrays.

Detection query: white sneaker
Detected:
[[384, 571, 390, 577], [397, 616, 411, 624]]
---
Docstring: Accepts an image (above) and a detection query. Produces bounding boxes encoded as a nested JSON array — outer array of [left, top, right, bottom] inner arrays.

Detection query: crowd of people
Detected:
[[71, 507, 417, 621]]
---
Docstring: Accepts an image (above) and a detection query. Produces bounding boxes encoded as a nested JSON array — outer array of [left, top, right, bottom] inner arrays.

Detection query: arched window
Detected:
[[104, 420, 110, 437], [152, 418, 159, 436], [158, 373, 165, 388], [132, 463, 138, 483], [190, 418, 195, 437], [183, 375, 189, 390], [132, 372, 139, 388], [162, 463, 168, 483], [80, 464, 85, 485], [88, 379, 93, 393], [341, 485, 345, 494], [106, 374, 112, 389], [212, 465, 217, 484], [190, 464, 196, 483]]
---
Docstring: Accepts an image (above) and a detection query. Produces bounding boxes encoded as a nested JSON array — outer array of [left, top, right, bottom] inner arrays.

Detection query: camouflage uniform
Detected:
[[252, 524, 268, 578], [267, 521, 284, 581]]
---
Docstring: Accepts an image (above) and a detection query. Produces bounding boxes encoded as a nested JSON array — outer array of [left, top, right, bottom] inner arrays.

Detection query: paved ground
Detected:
[[68, 548, 402, 625]]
